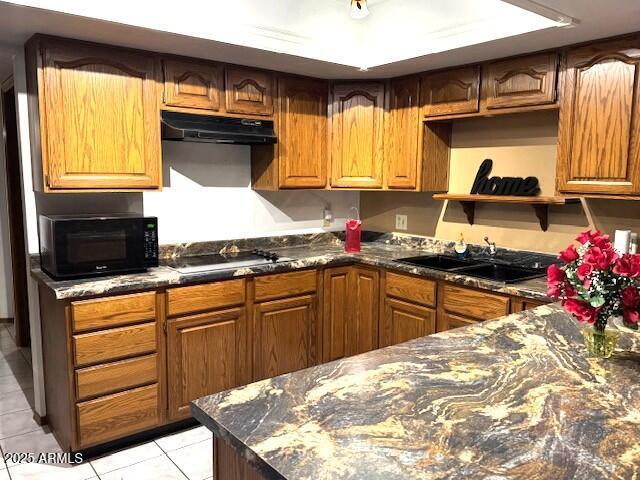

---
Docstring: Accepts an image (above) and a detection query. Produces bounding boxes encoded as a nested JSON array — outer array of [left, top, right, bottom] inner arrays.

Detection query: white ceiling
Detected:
[[0, 0, 638, 81]]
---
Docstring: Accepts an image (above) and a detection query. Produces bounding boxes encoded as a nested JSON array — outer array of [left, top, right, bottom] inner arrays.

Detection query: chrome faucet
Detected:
[[484, 236, 497, 256]]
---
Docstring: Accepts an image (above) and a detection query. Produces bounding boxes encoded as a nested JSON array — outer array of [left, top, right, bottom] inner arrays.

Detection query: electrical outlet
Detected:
[[323, 208, 333, 227], [395, 214, 408, 231]]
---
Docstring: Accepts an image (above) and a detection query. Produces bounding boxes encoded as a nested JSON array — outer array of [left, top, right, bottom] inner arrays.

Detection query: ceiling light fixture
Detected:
[[350, 0, 369, 20]]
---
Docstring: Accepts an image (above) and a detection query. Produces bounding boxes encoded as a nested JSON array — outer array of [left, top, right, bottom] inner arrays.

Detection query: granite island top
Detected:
[[31, 232, 552, 301], [192, 304, 640, 480]]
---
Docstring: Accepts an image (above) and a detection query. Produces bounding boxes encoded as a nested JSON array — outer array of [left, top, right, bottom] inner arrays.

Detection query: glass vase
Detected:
[[582, 326, 619, 359]]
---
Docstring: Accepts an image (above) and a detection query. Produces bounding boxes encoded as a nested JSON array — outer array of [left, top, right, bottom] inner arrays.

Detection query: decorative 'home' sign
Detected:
[[470, 159, 540, 196]]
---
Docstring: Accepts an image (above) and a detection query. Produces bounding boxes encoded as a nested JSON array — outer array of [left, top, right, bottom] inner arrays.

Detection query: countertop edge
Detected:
[[190, 402, 285, 480], [31, 250, 551, 303]]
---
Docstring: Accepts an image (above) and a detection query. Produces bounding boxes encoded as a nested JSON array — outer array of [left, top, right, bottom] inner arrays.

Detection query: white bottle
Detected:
[[630, 232, 638, 255]]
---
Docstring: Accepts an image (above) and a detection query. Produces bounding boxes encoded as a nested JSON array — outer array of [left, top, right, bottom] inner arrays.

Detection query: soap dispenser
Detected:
[[345, 207, 361, 253], [454, 233, 468, 259]]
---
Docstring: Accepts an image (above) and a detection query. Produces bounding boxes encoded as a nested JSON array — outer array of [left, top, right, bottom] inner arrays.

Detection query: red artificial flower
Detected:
[[576, 229, 611, 249], [559, 245, 579, 263], [621, 286, 640, 309], [621, 286, 640, 325], [583, 246, 618, 270], [547, 263, 565, 283], [613, 253, 640, 278], [624, 309, 640, 324], [562, 299, 599, 325], [576, 263, 593, 281], [565, 285, 577, 298], [546, 264, 566, 299]]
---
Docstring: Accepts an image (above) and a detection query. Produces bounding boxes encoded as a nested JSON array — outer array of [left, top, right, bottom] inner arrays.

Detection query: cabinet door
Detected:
[[349, 267, 379, 356], [253, 295, 316, 381], [278, 76, 328, 188], [323, 267, 379, 361], [225, 67, 274, 116], [386, 77, 421, 189], [421, 66, 480, 117], [485, 53, 558, 109], [557, 37, 640, 195], [330, 83, 385, 188], [322, 267, 351, 363], [39, 40, 161, 190], [437, 312, 477, 332], [382, 298, 435, 347], [163, 58, 223, 111], [167, 307, 248, 420]]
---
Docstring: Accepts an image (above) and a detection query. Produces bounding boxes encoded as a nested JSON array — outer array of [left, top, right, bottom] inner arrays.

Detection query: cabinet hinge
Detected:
[[44, 174, 50, 187], [162, 318, 167, 334]]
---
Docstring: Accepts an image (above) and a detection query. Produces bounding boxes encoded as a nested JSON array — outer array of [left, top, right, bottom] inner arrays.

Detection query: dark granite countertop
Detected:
[[192, 304, 640, 480], [30, 232, 552, 301]]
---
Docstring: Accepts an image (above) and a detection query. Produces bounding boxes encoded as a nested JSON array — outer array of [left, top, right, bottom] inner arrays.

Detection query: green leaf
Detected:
[[589, 295, 605, 308]]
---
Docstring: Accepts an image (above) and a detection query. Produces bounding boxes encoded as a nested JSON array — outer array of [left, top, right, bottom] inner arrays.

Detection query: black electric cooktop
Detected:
[[162, 250, 291, 274]]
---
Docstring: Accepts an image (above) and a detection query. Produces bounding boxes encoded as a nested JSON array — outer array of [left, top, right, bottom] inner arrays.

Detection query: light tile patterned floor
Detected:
[[0, 324, 213, 480]]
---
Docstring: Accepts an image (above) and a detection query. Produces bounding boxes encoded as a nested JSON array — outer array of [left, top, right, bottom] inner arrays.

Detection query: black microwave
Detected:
[[38, 214, 158, 280]]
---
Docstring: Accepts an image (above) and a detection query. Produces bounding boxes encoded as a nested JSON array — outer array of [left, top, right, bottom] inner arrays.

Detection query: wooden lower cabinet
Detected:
[[438, 312, 478, 332], [382, 298, 435, 346], [438, 284, 510, 332], [214, 436, 266, 480], [77, 384, 160, 447], [167, 307, 249, 420], [39, 265, 551, 451], [322, 266, 379, 362], [253, 294, 318, 381], [510, 297, 547, 313], [381, 272, 436, 347]]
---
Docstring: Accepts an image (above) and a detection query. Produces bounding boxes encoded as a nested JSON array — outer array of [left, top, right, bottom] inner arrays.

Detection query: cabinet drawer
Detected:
[[386, 272, 436, 307], [77, 384, 159, 447], [167, 279, 245, 317], [71, 292, 156, 333], [73, 322, 156, 367], [254, 270, 317, 302], [76, 354, 157, 401], [442, 285, 509, 320]]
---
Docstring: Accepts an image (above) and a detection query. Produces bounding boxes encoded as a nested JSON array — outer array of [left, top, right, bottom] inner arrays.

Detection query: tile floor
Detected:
[[0, 324, 214, 480]]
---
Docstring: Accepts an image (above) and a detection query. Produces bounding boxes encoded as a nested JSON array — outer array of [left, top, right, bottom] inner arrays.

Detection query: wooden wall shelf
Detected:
[[432, 194, 581, 231]]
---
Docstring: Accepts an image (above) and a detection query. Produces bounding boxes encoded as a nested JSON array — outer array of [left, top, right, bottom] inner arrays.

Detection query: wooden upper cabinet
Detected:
[[28, 37, 161, 191], [330, 82, 385, 188], [163, 58, 223, 112], [278, 76, 328, 188], [557, 36, 640, 195], [385, 77, 421, 189], [421, 66, 480, 117], [484, 53, 558, 109], [225, 67, 274, 116]]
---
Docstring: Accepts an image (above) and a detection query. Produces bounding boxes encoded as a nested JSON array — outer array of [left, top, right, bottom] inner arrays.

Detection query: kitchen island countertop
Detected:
[[192, 304, 640, 480]]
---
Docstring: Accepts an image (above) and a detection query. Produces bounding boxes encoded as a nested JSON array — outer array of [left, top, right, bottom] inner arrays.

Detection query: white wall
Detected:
[[0, 88, 15, 318], [144, 142, 358, 244]]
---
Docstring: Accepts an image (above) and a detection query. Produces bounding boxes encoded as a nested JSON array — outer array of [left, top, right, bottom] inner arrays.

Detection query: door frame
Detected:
[[1, 77, 30, 347]]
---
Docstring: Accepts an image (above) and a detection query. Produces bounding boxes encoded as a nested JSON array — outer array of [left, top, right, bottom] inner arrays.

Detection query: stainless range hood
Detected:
[[161, 111, 277, 145]]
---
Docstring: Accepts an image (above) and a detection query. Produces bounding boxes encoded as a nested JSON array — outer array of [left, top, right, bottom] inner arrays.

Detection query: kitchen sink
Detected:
[[395, 255, 480, 271], [395, 255, 545, 283], [455, 263, 545, 283]]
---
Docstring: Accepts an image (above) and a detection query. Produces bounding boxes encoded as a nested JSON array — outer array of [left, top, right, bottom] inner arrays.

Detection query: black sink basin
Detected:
[[395, 255, 480, 271], [395, 255, 545, 283], [455, 263, 545, 283]]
